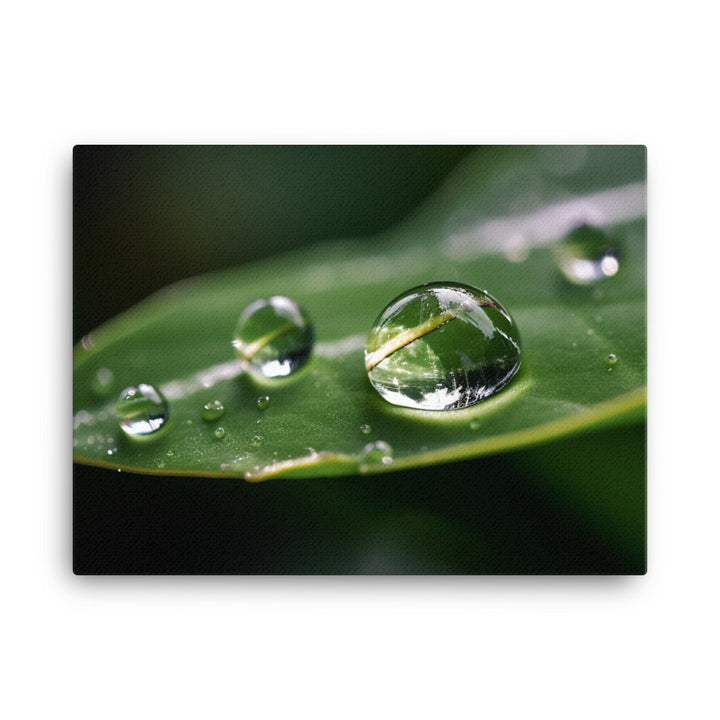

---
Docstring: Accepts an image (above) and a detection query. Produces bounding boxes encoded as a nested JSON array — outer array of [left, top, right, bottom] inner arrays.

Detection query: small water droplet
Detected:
[[607, 353, 618, 365], [554, 224, 620, 285], [469, 419, 481, 430], [166, 450, 174, 456], [360, 423, 372, 435], [92, 368, 115, 396], [362, 440, 394, 466], [256, 395, 270, 410], [365, 282, 521, 410], [87, 435, 95, 445], [202, 399, 225, 421], [107, 449, 114, 456], [232, 296, 314, 378], [250, 435, 263, 447], [255, 418, 262, 425], [117, 384, 169, 438], [186, 419, 193, 425], [214, 426, 225, 439]]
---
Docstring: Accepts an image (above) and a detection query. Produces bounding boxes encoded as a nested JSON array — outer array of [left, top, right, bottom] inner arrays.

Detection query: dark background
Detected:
[[73, 146, 645, 574], [73, 145, 472, 342]]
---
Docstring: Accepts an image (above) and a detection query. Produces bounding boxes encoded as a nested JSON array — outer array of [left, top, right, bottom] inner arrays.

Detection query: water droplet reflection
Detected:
[[554, 224, 620, 285], [117, 384, 169, 438], [365, 282, 522, 410], [233, 296, 314, 378]]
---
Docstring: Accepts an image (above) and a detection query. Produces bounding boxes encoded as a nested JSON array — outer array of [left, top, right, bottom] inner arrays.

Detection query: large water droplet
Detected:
[[554, 224, 620, 285], [117, 383, 169, 437], [202, 399, 225, 421], [365, 282, 522, 410], [232, 296, 314, 378], [362, 440, 394, 465]]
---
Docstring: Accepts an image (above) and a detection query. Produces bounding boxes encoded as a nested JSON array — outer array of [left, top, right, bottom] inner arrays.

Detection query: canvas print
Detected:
[[73, 145, 646, 574]]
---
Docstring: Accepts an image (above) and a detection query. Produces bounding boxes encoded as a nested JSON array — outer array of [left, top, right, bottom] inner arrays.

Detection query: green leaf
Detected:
[[73, 146, 646, 481]]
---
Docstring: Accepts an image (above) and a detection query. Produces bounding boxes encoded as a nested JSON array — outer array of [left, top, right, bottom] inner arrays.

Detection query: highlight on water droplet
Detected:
[[202, 399, 225, 421], [214, 427, 225, 439], [364, 282, 522, 411], [554, 224, 620, 285], [92, 367, 115, 396], [116, 383, 169, 437], [361, 440, 394, 466], [256, 395, 270, 410], [232, 296, 314, 378], [359, 423, 372, 435]]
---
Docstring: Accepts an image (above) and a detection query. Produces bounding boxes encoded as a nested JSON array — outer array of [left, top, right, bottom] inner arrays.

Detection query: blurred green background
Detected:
[[73, 145, 472, 343], [73, 145, 645, 574]]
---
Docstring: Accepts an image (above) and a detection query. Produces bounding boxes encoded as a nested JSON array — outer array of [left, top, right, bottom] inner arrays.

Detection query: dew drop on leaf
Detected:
[[214, 427, 225, 439], [359, 423, 371, 435], [256, 395, 270, 410], [232, 296, 314, 378], [554, 224, 620, 285], [365, 282, 522, 411], [116, 383, 169, 438], [202, 399, 225, 421], [361, 440, 394, 466]]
